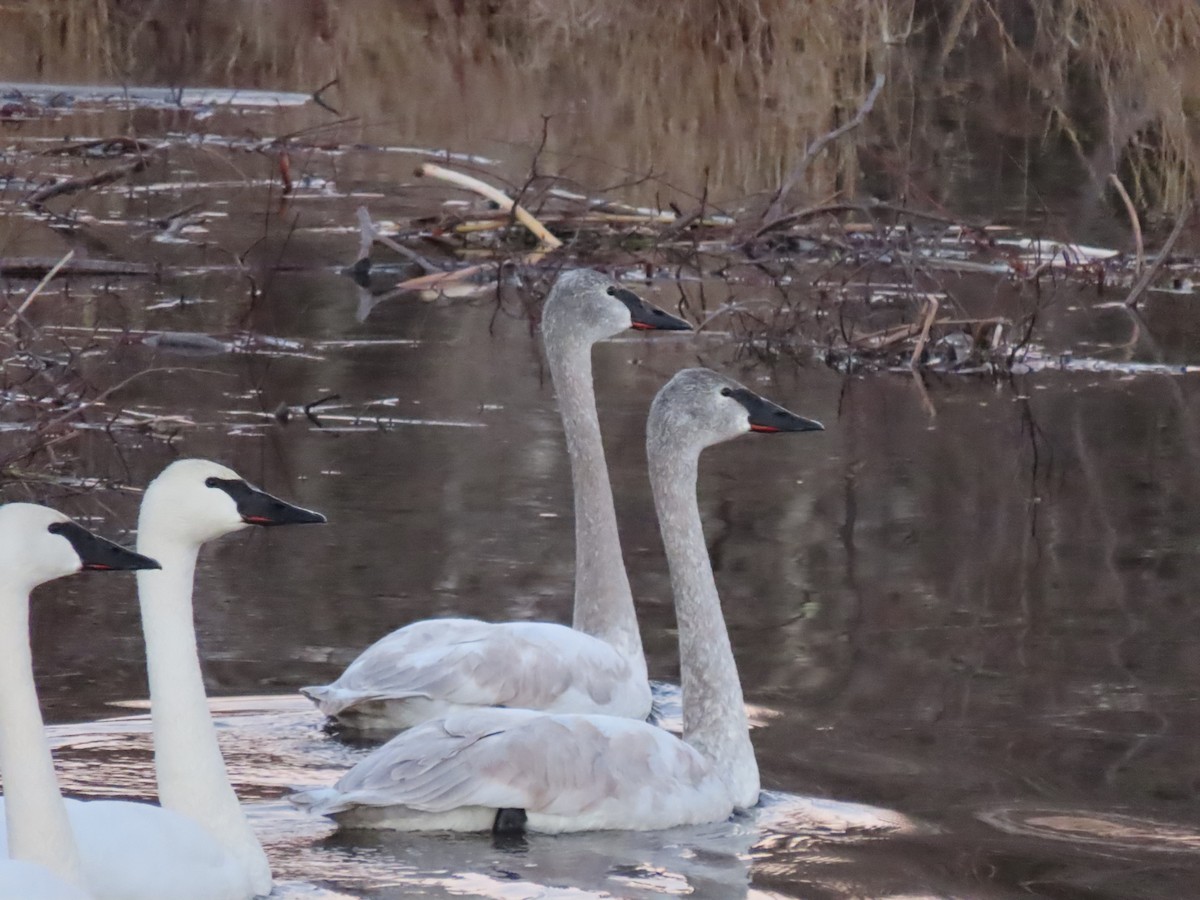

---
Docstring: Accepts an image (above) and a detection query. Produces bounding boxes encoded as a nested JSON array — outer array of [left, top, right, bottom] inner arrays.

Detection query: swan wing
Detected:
[[305, 619, 647, 718], [294, 708, 727, 831]]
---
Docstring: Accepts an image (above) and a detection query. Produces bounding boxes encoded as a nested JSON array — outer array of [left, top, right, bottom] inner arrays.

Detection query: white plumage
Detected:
[[0, 504, 161, 900], [292, 369, 824, 832], [302, 619, 649, 730], [303, 270, 691, 733], [0, 462, 324, 900]]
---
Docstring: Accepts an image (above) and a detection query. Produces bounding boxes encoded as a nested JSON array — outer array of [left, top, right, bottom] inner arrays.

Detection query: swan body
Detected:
[[0, 860, 91, 900], [302, 619, 652, 731], [292, 369, 824, 832], [0, 503, 160, 900], [292, 707, 730, 832], [0, 799, 253, 900], [303, 269, 690, 733], [0, 462, 326, 900]]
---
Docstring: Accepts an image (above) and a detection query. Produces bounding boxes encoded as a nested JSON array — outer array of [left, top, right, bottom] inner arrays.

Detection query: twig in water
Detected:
[[355, 207, 441, 274], [1124, 201, 1194, 308], [25, 145, 164, 206], [311, 78, 341, 115], [416, 163, 563, 250], [909, 296, 940, 369], [303, 393, 341, 426], [1108, 173, 1144, 274], [5, 250, 75, 330]]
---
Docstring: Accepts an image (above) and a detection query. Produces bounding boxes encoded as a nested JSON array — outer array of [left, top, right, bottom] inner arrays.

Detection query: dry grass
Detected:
[[0, 0, 1196, 221]]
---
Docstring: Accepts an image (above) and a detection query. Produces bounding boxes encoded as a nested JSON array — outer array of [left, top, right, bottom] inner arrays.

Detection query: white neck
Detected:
[[135, 527, 272, 894], [648, 447, 759, 809], [544, 333, 647, 674], [0, 587, 86, 887]]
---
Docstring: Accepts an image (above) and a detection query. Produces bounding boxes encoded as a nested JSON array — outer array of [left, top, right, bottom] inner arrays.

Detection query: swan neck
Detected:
[[648, 445, 759, 808], [544, 333, 645, 670], [135, 526, 272, 893], [0, 587, 85, 886]]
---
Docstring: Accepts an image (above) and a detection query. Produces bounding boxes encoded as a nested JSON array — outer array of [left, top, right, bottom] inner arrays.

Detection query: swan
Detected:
[[291, 368, 823, 832], [301, 269, 691, 733], [0, 460, 326, 900], [0, 503, 160, 900]]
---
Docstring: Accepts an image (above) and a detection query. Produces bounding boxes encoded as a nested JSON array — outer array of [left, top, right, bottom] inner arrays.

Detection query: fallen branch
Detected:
[[25, 144, 165, 206], [1124, 201, 1194, 308], [415, 163, 563, 250], [5, 250, 75, 329], [1108, 173, 1144, 274], [0, 257, 156, 278], [355, 207, 441, 274], [909, 296, 940, 369]]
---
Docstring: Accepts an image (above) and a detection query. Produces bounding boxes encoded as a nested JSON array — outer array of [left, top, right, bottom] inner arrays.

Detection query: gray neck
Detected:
[[544, 332, 646, 672], [648, 444, 759, 808], [135, 524, 272, 893], [0, 587, 86, 886]]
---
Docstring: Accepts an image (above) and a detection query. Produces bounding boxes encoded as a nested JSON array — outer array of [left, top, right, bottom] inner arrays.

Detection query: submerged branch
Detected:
[[416, 163, 563, 250], [1124, 201, 1194, 308]]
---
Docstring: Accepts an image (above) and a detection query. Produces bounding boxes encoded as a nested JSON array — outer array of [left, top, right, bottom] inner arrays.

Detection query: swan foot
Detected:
[[493, 807, 527, 835]]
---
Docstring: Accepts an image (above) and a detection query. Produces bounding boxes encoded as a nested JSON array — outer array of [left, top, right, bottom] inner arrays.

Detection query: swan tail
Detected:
[[288, 787, 349, 817], [299, 684, 349, 716]]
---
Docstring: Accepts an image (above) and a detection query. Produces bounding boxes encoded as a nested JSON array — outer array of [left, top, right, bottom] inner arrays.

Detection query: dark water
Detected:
[[1, 59, 1200, 900], [16, 263, 1200, 897]]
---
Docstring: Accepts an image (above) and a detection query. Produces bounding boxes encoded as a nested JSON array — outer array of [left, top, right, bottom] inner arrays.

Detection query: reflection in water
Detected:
[[7, 271, 1200, 896], [44, 697, 924, 899], [0, 48, 1199, 896]]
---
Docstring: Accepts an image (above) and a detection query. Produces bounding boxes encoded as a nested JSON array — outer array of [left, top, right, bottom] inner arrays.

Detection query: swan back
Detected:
[[138, 458, 326, 545], [648, 368, 824, 458]]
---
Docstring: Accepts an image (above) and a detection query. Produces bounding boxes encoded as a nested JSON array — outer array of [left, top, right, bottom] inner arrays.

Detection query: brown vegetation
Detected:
[[0, 1, 1197, 220]]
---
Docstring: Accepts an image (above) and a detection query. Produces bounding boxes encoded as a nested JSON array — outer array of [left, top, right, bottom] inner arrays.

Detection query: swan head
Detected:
[[648, 368, 824, 454], [542, 269, 691, 349], [0, 503, 160, 594], [139, 459, 326, 547]]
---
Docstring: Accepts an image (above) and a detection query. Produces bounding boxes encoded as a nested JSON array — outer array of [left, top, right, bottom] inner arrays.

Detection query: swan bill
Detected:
[[204, 477, 328, 526], [726, 388, 824, 434], [608, 286, 692, 331], [47, 521, 162, 571]]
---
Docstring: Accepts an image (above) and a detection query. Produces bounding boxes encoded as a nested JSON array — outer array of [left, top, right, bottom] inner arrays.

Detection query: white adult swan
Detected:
[[0, 461, 326, 900], [301, 269, 691, 733], [0, 503, 160, 900], [291, 368, 823, 832]]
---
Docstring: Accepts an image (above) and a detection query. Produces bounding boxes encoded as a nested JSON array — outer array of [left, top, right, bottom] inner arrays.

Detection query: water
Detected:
[[2, 17, 1200, 897], [17, 267, 1200, 897]]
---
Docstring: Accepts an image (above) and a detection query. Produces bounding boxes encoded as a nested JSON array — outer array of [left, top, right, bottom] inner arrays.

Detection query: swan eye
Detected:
[[720, 387, 733, 397], [204, 477, 219, 488], [605, 286, 617, 296], [47, 521, 66, 536]]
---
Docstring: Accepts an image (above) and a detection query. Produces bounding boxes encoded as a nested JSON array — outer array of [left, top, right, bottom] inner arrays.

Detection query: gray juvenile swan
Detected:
[[0, 461, 326, 900], [0, 504, 159, 900], [290, 368, 823, 832], [301, 269, 691, 734]]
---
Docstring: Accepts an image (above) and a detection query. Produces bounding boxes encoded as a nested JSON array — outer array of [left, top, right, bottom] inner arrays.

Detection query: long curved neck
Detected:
[[0, 587, 86, 887], [648, 445, 759, 809], [544, 333, 646, 673], [135, 524, 272, 894]]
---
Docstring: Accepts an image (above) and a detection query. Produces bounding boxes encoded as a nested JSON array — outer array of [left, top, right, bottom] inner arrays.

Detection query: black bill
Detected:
[[727, 387, 825, 434], [48, 521, 161, 571], [206, 478, 328, 526], [608, 286, 692, 332]]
